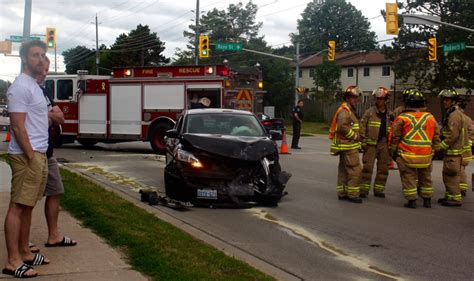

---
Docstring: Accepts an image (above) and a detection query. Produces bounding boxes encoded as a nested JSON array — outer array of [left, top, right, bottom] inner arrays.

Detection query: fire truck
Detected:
[[45, 65, 265, 154]]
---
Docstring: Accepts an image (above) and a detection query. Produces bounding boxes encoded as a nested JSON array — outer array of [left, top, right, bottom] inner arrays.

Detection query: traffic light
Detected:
[[45, 27, 56, 49], [327, 40, 336, 61], [385, 3, 399, 35], [199, 35, 209, 58], [428, 37, 437, 61]]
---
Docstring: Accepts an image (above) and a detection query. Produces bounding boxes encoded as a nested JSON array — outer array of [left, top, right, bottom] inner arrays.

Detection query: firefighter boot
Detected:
[[423, 198, 431, 208], [404, 200, 416, 209], [461, 190, 467, 197], [348, 197, 363, 204], [374, 192, 385, 198]]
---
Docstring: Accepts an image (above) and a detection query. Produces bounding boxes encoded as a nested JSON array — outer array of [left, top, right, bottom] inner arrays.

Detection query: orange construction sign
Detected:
[[236, 89, 253, 111]]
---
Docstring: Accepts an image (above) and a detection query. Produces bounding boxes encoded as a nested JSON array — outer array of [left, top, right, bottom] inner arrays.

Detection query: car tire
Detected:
[[78, 140, 98, 148], [150, 122, 174, 155]]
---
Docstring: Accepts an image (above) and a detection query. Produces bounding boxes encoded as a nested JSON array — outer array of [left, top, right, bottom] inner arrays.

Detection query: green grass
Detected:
[[59, 168, 274, 281], [284, 121, 330, 136]]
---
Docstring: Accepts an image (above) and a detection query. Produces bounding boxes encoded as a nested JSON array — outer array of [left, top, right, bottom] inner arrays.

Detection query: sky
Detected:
[[0, 0, 397, 82]]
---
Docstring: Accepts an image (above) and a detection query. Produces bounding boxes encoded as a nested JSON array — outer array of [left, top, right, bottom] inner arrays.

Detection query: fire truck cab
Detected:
[[46, 65, 265, 154]]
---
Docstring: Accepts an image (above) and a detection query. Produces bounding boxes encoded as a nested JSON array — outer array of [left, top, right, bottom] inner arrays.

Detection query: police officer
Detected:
[[329, 86, 363, 203], [437, 89, 469, 206], [359, 87, 391, 198], [291, 100, 304, 149], [390, 90, 440, 208]]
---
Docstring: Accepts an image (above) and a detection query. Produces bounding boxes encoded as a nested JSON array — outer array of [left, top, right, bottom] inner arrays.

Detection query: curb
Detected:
[[61, 164, 302, 281]]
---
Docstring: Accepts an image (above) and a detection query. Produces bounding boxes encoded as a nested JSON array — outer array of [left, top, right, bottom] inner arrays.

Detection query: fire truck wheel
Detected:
[[150, 122, 174, 155], [78, 140, 98, 148]]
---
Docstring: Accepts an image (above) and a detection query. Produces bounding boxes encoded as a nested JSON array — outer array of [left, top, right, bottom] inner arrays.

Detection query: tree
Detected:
[[313, 60, 342, 99], [383, 1, 474, 92], [292, 0, 377, 55], [62, 46, 95, 74], [108, 24, 169, 67], [179, 1, 265, 67]]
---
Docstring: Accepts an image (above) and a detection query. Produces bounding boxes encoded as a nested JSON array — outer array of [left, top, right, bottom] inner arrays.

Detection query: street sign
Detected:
[[215, 42, 243, 52], [9, 35, 41, 42], [443, 42, 465, 53]]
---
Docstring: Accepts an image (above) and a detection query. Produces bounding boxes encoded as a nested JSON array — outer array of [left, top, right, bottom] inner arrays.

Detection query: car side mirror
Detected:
[[268, 130, 281, 140], [165, 129, 179, 139]]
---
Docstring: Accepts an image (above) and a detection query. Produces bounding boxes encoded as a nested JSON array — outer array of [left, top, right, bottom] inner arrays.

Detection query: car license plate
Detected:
[[197, 189, 217, 200]]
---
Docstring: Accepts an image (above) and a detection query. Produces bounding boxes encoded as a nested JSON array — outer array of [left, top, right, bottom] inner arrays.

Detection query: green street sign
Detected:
[[9, 35, 41, 42], [215, 42, 243, 52], [443, 42, 465, 53]]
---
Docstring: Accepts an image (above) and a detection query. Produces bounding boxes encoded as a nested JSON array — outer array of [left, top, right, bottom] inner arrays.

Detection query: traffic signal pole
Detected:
[[194, 0, 200, 65], [295, 43, 300, 106], [21, 0, 32, 72]]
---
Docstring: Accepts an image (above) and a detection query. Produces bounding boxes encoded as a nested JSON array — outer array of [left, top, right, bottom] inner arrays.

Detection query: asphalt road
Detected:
[[1, 133, 473, 281]]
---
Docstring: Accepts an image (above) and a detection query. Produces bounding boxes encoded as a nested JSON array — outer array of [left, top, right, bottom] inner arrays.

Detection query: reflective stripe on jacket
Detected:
[[329, 102, 361, 155], [439, 106, 469, 157], [360, 106, 389, 146], [391, 111, 439, 168]]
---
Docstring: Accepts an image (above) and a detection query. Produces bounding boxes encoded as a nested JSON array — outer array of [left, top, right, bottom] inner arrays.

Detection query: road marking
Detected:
[[250, 209, 402, 280]]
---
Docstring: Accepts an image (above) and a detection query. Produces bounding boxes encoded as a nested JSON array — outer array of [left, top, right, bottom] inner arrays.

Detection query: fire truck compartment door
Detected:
[[144, 84, 185, 110], [110, 84, 142, 135], [79, 95, 107, 135]]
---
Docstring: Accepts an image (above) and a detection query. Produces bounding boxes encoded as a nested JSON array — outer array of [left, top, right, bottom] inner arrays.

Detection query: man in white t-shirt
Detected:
[[2, 40, 50, 278]]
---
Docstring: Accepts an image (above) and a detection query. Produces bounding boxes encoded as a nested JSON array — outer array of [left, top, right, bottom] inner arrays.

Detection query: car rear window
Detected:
[[185, 113, 265, 137]]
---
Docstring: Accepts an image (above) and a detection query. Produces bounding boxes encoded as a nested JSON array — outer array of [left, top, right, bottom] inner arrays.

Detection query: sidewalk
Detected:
[[0, 161, 148, 280]]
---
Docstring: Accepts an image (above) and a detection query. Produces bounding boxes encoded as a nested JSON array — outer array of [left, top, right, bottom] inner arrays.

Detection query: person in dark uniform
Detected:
[[291, 100, 304, 149]]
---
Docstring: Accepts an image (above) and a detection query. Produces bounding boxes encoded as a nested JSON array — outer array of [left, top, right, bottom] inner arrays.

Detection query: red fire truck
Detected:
[[45, 65, 265, 154]]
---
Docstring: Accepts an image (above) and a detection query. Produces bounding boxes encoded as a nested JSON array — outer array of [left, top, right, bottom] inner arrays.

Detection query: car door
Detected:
[[165, 115, 184, 165]]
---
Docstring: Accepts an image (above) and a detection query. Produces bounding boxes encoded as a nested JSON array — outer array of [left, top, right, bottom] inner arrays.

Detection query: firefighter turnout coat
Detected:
[[329, 102, 362, 198], [359, 106, 391, 195], [390, 109, 440, 200], [439, 105, 470, 204]]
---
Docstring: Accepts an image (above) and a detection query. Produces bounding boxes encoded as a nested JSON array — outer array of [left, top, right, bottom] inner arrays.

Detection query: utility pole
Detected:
[[95, 13, 99, 75], [21, 0, 32, 72], [294, 42, 300, 106], [194, 0, 200, 65], [54, 37, 57, 73]]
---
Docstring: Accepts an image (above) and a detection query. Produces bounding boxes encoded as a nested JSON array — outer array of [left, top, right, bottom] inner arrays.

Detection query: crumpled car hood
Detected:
[[182, 133, 276, 161]]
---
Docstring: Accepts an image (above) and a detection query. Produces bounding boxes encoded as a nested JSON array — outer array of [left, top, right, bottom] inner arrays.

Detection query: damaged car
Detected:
[[164, 108, 291, 207]]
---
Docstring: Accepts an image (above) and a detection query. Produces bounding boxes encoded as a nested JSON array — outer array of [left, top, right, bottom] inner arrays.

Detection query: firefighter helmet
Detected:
[[372, 87, 390, 98], [438, 89, 459, 99], [405, 89, 425, 107], [344, 85, 362, 97]]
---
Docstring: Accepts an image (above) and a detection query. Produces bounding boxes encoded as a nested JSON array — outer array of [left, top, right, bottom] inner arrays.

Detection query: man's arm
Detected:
[[48, 105, 64, 126], [336, 110, 357, 140], [10, 112, 34, 160], [293, 109, 302, 123]]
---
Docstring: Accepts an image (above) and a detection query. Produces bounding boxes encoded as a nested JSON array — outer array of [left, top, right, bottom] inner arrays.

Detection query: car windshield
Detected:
[[185, 113, 266, 137]]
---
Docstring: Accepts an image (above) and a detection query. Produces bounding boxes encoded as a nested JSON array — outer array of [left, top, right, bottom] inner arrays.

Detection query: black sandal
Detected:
[[24, 253, 50, 266], [2, 263, 37, 278]]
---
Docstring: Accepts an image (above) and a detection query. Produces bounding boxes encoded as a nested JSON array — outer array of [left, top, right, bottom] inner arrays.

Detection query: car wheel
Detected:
[[150, 122, 174, 155]]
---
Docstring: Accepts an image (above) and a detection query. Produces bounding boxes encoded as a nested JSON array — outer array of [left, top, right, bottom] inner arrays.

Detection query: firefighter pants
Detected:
[[337, 149, 361, 199], [460, 164, 469, 192], [360, 141, 390, 195], [396, 157, 433, 200], [442, 155, 462, 204]]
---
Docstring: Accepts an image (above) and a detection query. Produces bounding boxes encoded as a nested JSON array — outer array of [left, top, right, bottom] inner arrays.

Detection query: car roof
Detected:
[[185, 108, 255, 115]]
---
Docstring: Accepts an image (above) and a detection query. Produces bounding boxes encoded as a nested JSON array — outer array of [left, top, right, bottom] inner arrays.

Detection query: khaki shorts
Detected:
[[9, 152, 48, 207]]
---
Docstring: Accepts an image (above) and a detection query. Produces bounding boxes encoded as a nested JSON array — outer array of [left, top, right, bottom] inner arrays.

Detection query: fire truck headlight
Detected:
[[124, 69, 132, 76], [258, 81, 263, 89], [176, 149, 203, 168]]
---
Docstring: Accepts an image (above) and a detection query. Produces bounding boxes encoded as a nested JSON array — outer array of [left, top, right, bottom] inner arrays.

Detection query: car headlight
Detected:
[[176, 149, 203, 168]]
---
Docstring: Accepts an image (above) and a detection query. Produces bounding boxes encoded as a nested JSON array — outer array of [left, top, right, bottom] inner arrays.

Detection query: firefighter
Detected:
[[457, 93, 473, 196], [329, 86, 363, 203], [390, 90, 440, 208], [392, 88, 417, 118], [359, 87, 391, 198], [437, 89, 469, 206]]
